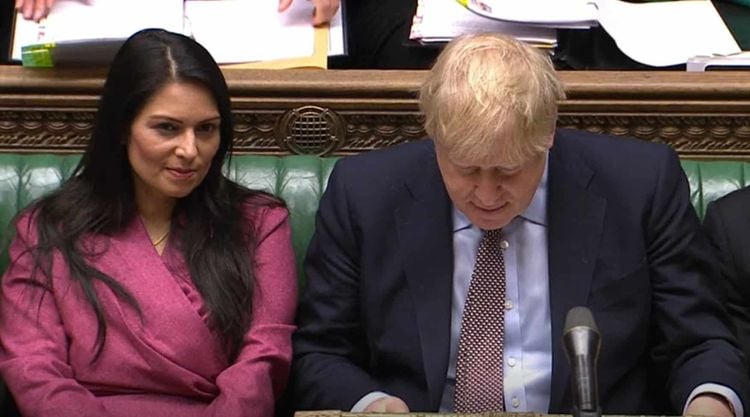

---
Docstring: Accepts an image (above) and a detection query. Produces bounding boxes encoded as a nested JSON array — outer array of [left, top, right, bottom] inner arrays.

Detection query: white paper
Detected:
[[464, 0, 598, 28], [328, 8, 345, 56], [687, 52, 750, 72], [184, 0, 315, 64], [412, 0, 557, 46], [596, 0, 740, 67], [12, 0, 184, 61]]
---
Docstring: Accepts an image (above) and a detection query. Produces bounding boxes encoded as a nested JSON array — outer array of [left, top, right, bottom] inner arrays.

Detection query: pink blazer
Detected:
[[0, 205, 297, 417]]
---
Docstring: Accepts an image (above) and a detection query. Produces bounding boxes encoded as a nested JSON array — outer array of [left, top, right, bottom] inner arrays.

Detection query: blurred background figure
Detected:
[[703, 186, 750, 371]]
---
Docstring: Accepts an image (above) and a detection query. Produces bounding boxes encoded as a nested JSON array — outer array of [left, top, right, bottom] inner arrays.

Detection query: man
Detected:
[[292, 33, 749, 416], [704, 187, 750, 370]]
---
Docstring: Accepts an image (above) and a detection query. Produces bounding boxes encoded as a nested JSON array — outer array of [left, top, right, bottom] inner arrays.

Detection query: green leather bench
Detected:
[[0, 154, 338, 282], [0, 152, 749, 415], [0, 154, 747, 268]]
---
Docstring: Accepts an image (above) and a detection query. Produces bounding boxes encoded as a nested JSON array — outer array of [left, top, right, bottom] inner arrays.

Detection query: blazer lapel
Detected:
[[395, 144, 454, 410], [546, 142, 606, 412]]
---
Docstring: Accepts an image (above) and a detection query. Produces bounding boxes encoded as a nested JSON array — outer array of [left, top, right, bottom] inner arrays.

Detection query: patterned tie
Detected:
[[454, 228, 506, 413]]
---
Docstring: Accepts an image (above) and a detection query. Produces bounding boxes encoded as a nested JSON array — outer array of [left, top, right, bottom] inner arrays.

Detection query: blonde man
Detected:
[[292, 34, 749, 417]]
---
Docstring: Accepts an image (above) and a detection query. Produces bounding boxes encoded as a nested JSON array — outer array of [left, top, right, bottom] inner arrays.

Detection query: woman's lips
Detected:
[[166, 167, 197, 180]]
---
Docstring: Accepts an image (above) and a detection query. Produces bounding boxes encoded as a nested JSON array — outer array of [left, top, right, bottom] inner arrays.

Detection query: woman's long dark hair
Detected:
[[13, 29, 280, 361]]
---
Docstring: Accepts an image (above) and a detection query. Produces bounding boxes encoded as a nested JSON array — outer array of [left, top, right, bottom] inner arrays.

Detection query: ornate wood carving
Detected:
[[557, 115, 750, 158], [1, 66, 750, 159]]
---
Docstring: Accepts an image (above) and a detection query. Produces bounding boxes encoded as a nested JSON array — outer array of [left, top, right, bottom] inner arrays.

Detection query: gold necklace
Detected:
[[151, 230, 170, 246]]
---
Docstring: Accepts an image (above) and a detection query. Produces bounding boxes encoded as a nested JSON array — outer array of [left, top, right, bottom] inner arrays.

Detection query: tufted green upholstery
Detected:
[[0, 154, 339, 284], [682, 160, 750, 219], [0, 154, 749, 280]]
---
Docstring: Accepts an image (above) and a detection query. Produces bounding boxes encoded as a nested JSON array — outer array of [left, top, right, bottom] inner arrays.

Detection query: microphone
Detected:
[[562, 306, 602, 417]]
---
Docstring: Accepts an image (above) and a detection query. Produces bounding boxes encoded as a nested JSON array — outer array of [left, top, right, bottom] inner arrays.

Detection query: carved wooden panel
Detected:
[[557, 114, 750, 158], [2, 66, 750, 159], [0, 109, 94, 151]]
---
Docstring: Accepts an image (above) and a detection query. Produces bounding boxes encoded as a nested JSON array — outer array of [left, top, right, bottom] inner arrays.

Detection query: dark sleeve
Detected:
[[291, 160, 381, 410], [703, 197, 750, 370], [645, 148, 750, 410]]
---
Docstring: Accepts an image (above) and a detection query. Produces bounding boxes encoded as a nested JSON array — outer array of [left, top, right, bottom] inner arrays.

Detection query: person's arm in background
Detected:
[[643, 147, 747, 417], [15, 0, 54, 22], [278, 0, 339, 26], [15, 0, 95, 22], [703, 196, 750, 370]]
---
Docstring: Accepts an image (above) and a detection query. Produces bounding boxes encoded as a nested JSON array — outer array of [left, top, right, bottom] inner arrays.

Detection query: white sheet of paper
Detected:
[[184, 0, 315, 64], [464, 0, 598, 28], [413, 0, 557, 45], [596, 0, 740, 67], [11, 0, 184, 61], [328, 8, 345, 56]]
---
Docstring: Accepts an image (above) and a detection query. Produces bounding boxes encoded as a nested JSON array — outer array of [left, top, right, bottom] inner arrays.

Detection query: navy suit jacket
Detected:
[[704, 187, 750, 372], [292, 129, 750, 414]]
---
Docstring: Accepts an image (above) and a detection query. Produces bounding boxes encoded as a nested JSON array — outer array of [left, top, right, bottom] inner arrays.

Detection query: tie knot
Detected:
[[482, 229, 502, 241]]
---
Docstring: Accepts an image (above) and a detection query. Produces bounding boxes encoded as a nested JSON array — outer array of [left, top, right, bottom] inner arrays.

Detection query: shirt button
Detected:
[[504, 300, 513, 310], [500, 240, 509, 249], [507, 357, 516, 367], [512, 397, 520, 408]]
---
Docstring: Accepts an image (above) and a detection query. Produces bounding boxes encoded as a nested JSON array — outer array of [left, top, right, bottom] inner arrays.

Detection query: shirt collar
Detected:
[[452, 154, 549, 232]]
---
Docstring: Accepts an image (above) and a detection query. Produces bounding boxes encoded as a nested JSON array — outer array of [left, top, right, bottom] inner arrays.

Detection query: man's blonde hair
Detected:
[[420, 33, 565, 166]]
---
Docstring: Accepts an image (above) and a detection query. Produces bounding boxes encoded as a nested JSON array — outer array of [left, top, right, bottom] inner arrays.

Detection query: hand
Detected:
[[685, 393, 734, 417], [278, 0, 340, 26], [363, 396, 410, 413], [15, 0, 55, 22]]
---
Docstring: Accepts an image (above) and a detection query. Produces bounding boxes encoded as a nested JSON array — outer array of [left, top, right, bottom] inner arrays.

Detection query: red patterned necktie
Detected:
[[454, 228, 506, 413]]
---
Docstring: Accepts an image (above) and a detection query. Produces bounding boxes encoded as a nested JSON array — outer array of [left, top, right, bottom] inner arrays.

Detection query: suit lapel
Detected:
[[395, 143, 454, 410], [546, 139, 606, 411]]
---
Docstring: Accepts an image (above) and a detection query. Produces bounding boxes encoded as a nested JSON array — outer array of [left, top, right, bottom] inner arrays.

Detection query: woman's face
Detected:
[[127, 81, 221, 210]]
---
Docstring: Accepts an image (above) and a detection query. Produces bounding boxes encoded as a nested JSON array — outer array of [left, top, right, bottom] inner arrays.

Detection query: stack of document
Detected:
[[410, 0, 557, 48], [457, 0, 741, 67], [687, 52, 750, 72], [11, 0, 345, 68], [459, 0, 598, 29]]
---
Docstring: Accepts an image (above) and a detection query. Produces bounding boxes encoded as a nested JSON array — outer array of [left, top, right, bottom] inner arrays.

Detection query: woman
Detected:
[[0, 29, 297, 417]]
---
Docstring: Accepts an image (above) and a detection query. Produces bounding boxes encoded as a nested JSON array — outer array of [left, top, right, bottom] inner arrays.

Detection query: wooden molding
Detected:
[[2, 66, 750, 158]]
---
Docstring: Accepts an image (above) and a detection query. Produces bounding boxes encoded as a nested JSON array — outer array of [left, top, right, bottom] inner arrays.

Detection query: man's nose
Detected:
[[473, 173, 502, 206]]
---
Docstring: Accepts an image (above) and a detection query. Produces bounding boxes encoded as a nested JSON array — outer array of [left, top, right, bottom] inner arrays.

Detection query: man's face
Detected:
[[435, 140, 549, 230]]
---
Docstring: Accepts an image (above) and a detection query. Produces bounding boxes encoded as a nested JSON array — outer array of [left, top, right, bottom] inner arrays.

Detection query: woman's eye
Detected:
[[195, 123, 219, 137], [196, 123, 219, 135], [155, 123, 178, 133]]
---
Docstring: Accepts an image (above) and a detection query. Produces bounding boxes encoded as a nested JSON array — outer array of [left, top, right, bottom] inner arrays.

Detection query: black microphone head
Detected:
[[564, 306, 599, 334]]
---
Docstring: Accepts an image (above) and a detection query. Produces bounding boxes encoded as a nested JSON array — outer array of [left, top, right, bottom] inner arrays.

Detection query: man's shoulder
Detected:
[[708, 185, 750, 216], [555, 128, 673, 161], [333, 140, 435, 179], [553, 128, 677, 177]]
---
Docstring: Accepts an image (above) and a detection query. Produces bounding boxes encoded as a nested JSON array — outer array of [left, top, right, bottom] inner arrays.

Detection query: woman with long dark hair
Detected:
[[0, 28, 297, 417]]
